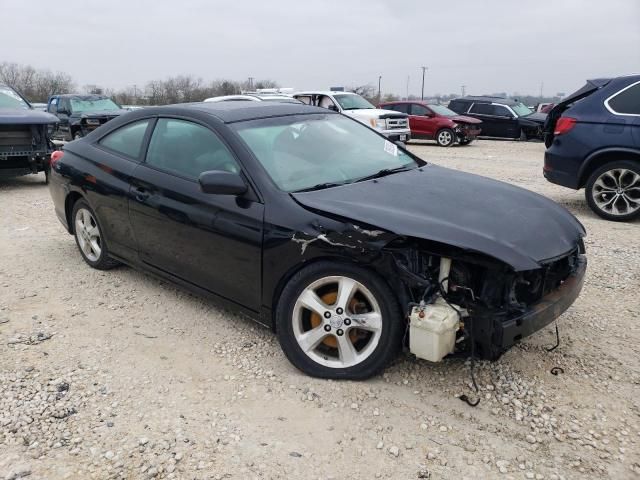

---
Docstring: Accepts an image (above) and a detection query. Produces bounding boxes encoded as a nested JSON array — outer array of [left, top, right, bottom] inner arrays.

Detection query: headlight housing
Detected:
[[370, 118, 387, 130]]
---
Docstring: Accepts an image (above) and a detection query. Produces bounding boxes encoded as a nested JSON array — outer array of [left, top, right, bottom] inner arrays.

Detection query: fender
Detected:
[[578, 146, 640, 185]]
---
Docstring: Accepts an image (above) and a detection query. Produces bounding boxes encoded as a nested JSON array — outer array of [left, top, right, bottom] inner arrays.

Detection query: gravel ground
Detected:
[[1, 139, 639, 480]]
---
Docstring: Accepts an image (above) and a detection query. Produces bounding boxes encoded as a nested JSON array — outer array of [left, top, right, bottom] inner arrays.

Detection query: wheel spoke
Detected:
[[336, 334, 357, 365], [82, 209, 91, 226], [297, 326, 327, 353], [87, 225, 100, 239], [298, 289, 329, 317], [349, 312, 382, 332], [89, 238, 101, 257], [336, 277, 357, 312]]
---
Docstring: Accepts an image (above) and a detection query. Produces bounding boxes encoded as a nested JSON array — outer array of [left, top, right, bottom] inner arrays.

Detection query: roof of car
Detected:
[[53, 94, 111, 100], [451, 96, 520, 105], [204, 94, 300, 103], [145, 101, 333, 123], [294, 91, 357, 96]]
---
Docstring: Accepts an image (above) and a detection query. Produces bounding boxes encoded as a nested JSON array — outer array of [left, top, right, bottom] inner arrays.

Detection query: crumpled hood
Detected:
[[292, 165, 585, 271], [521, 112, 547, 124], [0, 108, 58, 125], [450, 115, 482, 125]]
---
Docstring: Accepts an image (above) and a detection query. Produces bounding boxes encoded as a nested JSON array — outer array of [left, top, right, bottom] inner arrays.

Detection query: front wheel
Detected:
[[436, 128, 455, 147], [459, 138, 474, 146], [585, 161, 640, 221], [276, 262, 403, 379], [72, 200, 120, 269]]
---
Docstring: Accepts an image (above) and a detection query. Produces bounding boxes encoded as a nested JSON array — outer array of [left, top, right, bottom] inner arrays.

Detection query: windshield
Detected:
[[0, 86, 30, 109], [232, 114, 420, 192], [333, 94, 375, 110], [511, 102, 533, 116], [428, 104, 458, 116], [70, 98, 120, 113]]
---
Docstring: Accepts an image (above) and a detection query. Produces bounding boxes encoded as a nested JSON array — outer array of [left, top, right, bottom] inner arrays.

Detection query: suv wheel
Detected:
[[72, 200, 120, 269], [275, 261, 403, 380], [585, 161, 640, 221], [436, 129, 455, 147]]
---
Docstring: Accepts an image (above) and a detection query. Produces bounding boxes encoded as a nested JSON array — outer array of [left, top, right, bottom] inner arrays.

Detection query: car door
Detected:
[[409, 104, 436, 139], [128, 117, 264, 311], [492, 104, 519, 138], [55, 98, 72, 140], [468, 103, 498, 136]]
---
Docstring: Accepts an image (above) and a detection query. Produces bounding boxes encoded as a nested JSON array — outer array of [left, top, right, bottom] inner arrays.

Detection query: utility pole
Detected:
[[133, 84, 137, 104], [421, 66, 428, 100], [406, 76, 410, 100], [378, 75, 382, 103], [461, 85, 466, 97], [539, 81, 544, 99], [248, 77, 254, 91]]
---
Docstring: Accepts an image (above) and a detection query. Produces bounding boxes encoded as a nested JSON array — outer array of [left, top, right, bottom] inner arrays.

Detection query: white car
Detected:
[[293, 91, 411, 142], [204, 94, 302, 104]]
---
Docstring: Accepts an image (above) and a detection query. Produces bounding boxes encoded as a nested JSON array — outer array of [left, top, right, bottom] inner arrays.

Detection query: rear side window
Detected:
[[383, 104, 410, 114], [449, 100, 471, 113], [493, 105, 512, 117], [469, 103, 495, 115], [99, 120, 150, 159], [607, 82, 640, 115], [146, 118, 240, 180]]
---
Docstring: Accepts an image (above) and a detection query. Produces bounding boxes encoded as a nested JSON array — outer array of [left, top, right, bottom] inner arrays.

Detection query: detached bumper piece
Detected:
[[472, 255, 587, 360]]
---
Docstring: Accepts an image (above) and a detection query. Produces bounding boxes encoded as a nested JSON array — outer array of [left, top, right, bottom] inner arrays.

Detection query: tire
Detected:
[[519, 128, 528, 141], [73, 131, 83, 140], [585, 160, 640, 222], [71, 200, 120, 269], [44, 168, 50, 185], [436, 128, 455, 147], [459, 139, 474, 146], [275, 261, 404, 380]]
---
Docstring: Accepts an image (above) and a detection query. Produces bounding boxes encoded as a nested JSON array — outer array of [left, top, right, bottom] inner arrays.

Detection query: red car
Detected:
[[379, 101, 482, 147]]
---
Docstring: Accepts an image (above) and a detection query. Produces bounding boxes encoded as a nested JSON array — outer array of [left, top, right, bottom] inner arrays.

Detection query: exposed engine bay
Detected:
[[389, 243, 586, 362]]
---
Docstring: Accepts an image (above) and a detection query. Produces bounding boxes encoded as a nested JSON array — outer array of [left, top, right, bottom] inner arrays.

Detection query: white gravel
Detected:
[[1, 139, 639, 479]]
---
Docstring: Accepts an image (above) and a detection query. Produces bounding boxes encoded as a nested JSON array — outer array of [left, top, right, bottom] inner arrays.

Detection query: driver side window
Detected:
[[146, 119, 240, 180], [411, 104, 431, 116]]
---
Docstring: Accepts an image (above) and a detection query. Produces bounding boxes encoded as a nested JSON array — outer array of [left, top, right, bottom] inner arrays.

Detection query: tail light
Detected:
[[554, 117, 577, 135], [50, 150, 64, 167]]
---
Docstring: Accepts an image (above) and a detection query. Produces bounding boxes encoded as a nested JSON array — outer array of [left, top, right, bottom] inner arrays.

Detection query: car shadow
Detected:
[[0, 174, 48, 191]]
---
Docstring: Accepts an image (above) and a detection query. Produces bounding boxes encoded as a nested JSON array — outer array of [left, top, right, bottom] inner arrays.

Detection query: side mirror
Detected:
[[199, 171, 247, 195], [198, 170, 247, 195], [327, 104, 339, 112]]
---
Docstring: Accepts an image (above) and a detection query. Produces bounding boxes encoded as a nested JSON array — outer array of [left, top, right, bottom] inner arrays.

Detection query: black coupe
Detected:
[[49, 102, 587, 379]]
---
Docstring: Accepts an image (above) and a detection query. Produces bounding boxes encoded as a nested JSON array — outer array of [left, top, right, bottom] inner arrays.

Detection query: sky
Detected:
[[1, 0, 639, 98]]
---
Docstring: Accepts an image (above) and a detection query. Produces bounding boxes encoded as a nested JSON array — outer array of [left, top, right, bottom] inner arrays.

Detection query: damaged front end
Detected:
[[387, 240, 587, 362], [0, 123, 54, 178]]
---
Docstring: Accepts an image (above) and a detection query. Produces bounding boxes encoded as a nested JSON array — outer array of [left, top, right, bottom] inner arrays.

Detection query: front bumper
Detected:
[[474, 255, 587, 359], [383, 129, 411, 142]]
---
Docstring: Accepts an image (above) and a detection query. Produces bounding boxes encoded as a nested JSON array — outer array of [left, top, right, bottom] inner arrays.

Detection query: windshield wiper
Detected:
[[292, 182, 345, 193], [354, 165, 414, 183]]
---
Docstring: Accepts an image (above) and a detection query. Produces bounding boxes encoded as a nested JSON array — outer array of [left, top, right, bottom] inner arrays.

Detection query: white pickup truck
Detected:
[[293, 91, 411, 142]]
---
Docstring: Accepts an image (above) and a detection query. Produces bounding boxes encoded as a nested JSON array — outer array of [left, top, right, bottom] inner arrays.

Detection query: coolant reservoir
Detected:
[[409, 298, 461, 362]]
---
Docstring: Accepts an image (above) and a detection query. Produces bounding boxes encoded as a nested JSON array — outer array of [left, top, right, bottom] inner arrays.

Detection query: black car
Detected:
[[544, 75, 640, 221], [448, 96, 547, 140], [48, 102, 586, 379], [0, 84, 58, 182], [47, 94, 128, 141]]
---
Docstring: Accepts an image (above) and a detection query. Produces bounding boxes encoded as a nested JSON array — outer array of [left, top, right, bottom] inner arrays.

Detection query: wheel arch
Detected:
[[269, 254, 408, 332], [579, 148, 640, 188], [64, 190, 86, 234]]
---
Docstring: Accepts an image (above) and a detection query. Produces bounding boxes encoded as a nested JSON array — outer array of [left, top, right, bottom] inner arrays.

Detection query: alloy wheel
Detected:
[[592, 168, 640, 217], [292, 276, 383, 368], [75, 208, 102, 262], [437, 130, 453, 146]]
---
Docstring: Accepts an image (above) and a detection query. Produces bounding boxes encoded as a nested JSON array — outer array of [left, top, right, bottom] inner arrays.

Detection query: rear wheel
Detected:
[[71, 200, 120, 269], [276, 262, 403, 379], [585, 161, 640, 221], [436, 128, 455, 147]]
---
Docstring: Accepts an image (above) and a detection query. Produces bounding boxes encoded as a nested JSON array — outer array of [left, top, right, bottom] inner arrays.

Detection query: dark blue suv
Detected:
[[544, 75, 640, 221]]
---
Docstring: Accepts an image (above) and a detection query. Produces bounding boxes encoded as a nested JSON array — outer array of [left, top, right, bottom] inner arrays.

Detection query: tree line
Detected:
[[1, 61, 561, 106]]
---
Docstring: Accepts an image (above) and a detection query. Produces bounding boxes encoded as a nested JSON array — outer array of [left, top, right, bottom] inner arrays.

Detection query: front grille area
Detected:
[[514, 249, 579, 305], [387, 117, 409, 129]]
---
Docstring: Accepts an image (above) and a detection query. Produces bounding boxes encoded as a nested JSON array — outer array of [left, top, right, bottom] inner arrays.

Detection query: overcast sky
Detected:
[[1, 0, 639, 97]]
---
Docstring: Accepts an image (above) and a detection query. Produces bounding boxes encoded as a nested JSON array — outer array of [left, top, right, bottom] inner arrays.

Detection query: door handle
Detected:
[[134, 187, 150, 202]]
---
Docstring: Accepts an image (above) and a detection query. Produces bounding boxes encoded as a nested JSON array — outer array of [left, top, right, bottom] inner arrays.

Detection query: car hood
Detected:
[[70, 110, 128, 119], [346, 108, 407, 119], [292, 165, 585, 271], [0, 108, 59, 125], [521, 112, 547, 124], [450, 115, 482, 125]]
